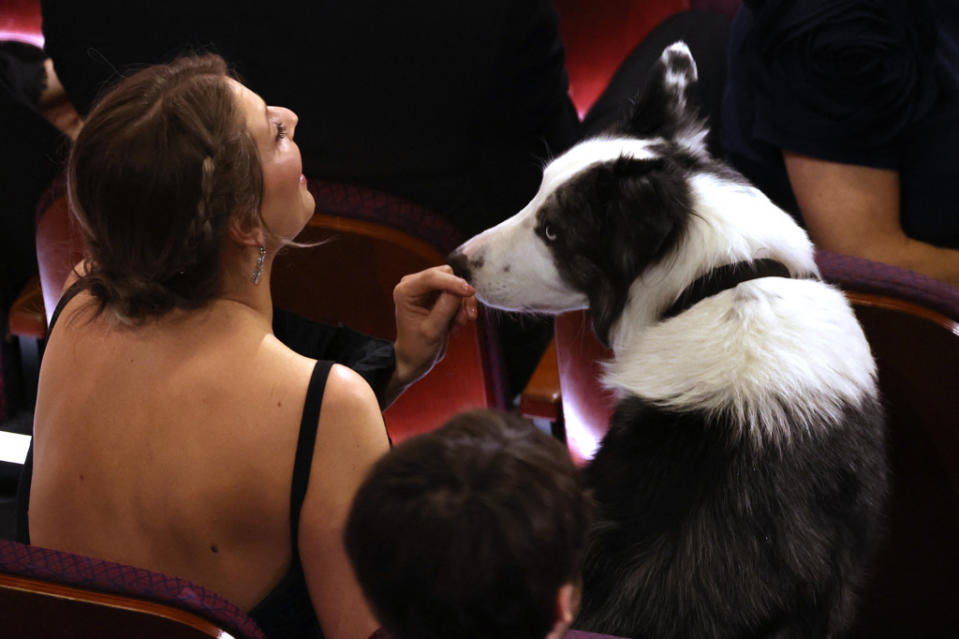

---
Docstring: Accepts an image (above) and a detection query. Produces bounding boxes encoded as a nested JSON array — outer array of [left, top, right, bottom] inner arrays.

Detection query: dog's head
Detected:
[[449, 42, 814, 346]]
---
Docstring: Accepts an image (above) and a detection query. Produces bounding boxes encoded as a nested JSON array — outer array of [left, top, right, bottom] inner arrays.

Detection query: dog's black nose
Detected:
[[447, 250, 472, 282]]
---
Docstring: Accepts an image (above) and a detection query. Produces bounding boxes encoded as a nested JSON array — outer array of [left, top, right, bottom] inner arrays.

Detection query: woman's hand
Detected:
[[386, 265, 478, 404]]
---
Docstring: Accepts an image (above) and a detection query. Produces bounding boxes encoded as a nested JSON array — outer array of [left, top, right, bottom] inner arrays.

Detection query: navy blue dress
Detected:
[[722, 0, 959, 249]]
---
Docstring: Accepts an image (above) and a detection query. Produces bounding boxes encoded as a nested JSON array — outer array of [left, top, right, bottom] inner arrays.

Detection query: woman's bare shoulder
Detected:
[[317, 364, 389, 450]]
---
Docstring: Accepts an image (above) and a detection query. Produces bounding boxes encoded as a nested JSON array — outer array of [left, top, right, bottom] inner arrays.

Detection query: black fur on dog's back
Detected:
[[575, 395, 888, 638]]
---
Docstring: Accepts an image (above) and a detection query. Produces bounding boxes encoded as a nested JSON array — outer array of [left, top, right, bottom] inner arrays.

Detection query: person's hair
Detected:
[[67, 53, 264, 321], [345, 409, 594, 639]]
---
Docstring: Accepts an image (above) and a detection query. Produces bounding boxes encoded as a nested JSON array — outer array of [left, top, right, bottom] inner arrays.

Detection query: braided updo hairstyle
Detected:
[[67, 54, 264, 321]]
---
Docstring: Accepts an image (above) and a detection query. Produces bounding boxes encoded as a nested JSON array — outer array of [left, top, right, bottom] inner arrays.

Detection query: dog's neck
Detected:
[[660, 259, 794, 320], [600, 254, 875, 445]]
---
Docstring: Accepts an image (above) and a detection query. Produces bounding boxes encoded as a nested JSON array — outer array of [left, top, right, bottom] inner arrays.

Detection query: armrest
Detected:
[[8, 276, 47, 339], [520, 339, 562, 422]]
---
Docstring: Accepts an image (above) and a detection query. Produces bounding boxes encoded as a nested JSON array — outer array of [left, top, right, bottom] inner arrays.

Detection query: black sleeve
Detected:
[[40, 0, 106, 115], [272, 307, 395, 408], [468, 0, 579, 232], [491, 0, 578, 142]]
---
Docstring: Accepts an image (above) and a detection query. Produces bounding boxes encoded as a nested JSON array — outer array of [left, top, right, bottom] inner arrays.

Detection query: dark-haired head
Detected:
[[67, 54, 270, 320], [345, 409, 593, 639]]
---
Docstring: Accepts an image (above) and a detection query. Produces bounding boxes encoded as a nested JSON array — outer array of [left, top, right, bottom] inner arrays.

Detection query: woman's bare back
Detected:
[[29, 294, 337, 609]]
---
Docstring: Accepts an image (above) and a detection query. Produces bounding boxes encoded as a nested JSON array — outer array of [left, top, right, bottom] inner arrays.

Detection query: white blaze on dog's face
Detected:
[[449, 183, 588, 314]]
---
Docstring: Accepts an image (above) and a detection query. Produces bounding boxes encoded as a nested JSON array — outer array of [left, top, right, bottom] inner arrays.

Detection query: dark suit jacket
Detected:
[[41, 0, 580, 235]]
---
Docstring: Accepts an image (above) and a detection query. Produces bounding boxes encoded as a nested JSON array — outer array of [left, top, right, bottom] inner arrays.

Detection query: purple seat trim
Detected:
[[0, 540, 265, 639], [37, 174, 466, 254], [815, 249, 959, 322], [369, 627, 626, 638], [307, 178, 465, 254]]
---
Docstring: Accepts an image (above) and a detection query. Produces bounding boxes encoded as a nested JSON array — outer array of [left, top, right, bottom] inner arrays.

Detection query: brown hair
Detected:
[[67, 54, 264, 321], [345, 409, 594, 639]]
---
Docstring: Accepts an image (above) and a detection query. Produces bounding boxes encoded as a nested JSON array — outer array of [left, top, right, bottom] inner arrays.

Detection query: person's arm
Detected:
[[37, 58, 82, 140], [385, 265, 477, 406], [784, 151, 959, 288], [298, 364, 389, 639]]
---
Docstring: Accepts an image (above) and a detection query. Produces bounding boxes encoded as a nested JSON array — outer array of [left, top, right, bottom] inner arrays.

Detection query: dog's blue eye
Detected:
[[544, 224, 557, 241]]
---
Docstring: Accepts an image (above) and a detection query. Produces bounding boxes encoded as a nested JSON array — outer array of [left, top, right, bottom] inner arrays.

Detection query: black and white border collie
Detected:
[[449, 43, 888, 638]]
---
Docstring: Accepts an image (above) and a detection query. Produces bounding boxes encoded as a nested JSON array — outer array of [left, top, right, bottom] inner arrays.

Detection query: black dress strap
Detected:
[[15, 280, 86, 544], [46, 280, 85, 336], [289, 359, 334, 552], [248, 359, 334, 639]]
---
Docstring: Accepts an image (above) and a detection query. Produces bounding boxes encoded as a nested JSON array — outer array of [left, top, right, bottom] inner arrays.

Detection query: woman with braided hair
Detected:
[[16, 54, 477, 639]]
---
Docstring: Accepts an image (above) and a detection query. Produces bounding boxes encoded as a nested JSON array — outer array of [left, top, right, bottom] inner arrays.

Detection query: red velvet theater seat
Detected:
[[553, 0, 691, 117], [0, 0, 43, 46]]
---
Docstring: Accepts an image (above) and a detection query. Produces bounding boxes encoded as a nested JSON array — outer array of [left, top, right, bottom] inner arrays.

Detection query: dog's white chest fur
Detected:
[[600, 172, 878, 443], [606, 276, 876, 444]]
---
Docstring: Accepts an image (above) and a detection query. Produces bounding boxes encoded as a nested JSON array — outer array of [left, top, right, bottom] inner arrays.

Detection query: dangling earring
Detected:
[[251, 246, 267, 284]]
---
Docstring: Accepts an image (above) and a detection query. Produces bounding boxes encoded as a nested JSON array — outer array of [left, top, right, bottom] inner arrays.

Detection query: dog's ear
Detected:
[[624, 41, 708, 153], [575, 157, 689, 345], [561, 250, 622, 347], [586, 275, 623, 348]]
